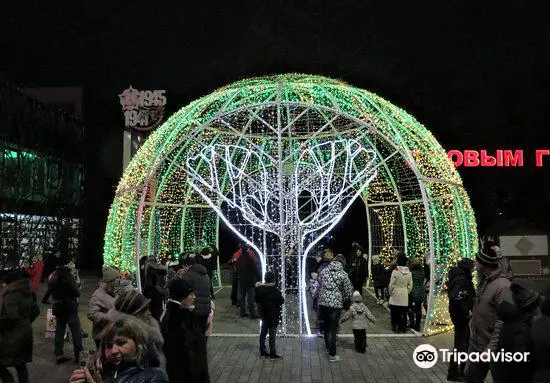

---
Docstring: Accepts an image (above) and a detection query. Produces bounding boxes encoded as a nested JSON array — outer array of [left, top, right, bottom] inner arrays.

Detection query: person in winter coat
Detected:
[[531, 291, 550, 383], [314, 248, 335, 335], [484, 241, 513, 279], [388, 254, 412, 333], [348, 246, 368, 296], [407, 257, 425, 331], [23, 255, 44, 301], [49, 257, 84, 364], [143, 257, 168, 321], [237, 245, 261, 318], [228, 245, 243, 305], [305, 253, 321, 283], [255, 271, 284, 360], [181, 258, 212, 332], [161, 277, 210, 383], [107, 289, 165, 370], [139, 256, 148, 289], [88, 267, 119, 349], [446, 258, 476, 382], [0, 271, 40, 383], [340, 291, 375, 353], [316, 254, 353, 362], [370, 255, 388, 304], [197, 247, 217, 299], [489, 282, 540, 383], [69, 315, 168, 383], [464, 248, 511, 383], [317, 248, 335, 276]]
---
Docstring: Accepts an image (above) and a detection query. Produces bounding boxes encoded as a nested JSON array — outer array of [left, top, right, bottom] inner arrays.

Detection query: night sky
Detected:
[[2, 1, 550, 261]]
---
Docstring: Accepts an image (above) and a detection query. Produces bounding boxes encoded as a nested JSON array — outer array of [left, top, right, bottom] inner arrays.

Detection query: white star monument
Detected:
[[186, 139, 377, 334]]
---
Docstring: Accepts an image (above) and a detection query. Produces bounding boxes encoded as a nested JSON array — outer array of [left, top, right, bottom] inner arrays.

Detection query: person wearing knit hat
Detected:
[[107, 289, 166, 370], [87, 266, 119, 348], [340, 290, 375, 353], [484, 240, 514, 279], [464, 248, 511, 382], [167, 277, 195, 307], [475, 248, 499, 268], [161, 277, 209, 383], [102, 266, 120, 284]]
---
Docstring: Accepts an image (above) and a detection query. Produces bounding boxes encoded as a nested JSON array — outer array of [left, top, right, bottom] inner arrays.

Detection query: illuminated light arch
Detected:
[[104, 74, 477, 336]]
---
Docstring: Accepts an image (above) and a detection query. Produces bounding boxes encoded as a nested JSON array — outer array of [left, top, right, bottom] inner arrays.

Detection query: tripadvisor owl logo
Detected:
[[413, 344, 438, 368], [412, 344, 530, 369]]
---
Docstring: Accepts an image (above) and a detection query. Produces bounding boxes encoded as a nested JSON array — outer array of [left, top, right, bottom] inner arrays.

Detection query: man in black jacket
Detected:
[[446, 258, 475, 382], [143, 257, 168, 321], [49, 257, 83, 364], [162, 278, 210, 383], [237, 245, 261, 318]]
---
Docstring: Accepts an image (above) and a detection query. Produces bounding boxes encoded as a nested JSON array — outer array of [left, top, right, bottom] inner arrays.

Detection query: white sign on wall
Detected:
[[499, 235, 549, 256], [119, 86, 166, 131]]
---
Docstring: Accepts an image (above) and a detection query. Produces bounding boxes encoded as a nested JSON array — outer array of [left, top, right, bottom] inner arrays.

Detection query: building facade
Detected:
[[0, 81, 85, 269]]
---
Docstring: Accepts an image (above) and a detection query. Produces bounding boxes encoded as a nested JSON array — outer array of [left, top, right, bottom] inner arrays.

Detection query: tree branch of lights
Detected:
[[186, 139, 377, 335]]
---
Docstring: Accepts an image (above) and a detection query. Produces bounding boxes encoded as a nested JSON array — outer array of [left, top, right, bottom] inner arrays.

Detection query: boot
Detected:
[[270, 352, 283, 361]]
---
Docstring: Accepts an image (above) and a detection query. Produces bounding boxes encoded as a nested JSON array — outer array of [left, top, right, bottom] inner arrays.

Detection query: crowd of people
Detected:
[[0, 239, 549, 382], [446, 241, 550, 383]]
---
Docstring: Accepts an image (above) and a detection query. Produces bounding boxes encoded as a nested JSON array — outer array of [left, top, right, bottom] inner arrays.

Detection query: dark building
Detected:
[[0, 81, 86, 269]]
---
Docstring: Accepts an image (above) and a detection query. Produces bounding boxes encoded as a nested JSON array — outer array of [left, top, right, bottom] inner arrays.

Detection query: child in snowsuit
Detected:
[[340, 291, 376, 353]]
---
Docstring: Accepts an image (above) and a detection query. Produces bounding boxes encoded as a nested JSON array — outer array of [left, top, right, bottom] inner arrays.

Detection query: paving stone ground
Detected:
[[7, 275, 473, 382]]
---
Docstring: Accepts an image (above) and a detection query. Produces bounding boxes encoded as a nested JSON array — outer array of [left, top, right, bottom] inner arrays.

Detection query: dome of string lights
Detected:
[[104, 74, 477, 335]]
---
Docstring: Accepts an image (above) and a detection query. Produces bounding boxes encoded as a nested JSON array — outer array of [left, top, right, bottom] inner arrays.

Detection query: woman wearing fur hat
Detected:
[[340, 291, 375, 353], [161, 277, 210, 383], [88, 267, 119, 349], [107, 289, 165, 370], [69, 316, 168, 383]]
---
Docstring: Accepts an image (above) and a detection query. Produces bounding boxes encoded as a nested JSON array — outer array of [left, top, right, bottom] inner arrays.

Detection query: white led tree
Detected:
[[186, 138, 377, 335]]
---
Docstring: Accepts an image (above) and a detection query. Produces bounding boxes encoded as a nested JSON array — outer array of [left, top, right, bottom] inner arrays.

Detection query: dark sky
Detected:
[[2, 0, 550, 238]]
